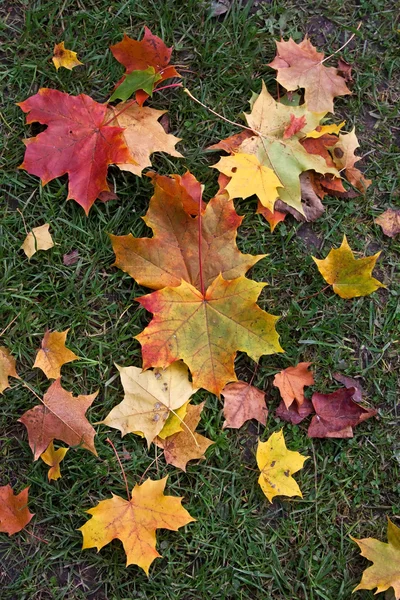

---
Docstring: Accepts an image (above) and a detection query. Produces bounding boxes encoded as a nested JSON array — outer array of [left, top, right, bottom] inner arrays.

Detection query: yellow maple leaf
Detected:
[[79, 476, 195, 574], [52, 42, 83, 71], [21, 223, 54, 259], [0, 347, 20, 395], [305, 120, 345, 138], [158, 400, 190, 439], [312, 235, 385, 299], [106, 103, 183, 176], [213, 153, 282, 210], [99, 362, 196, 447], [256, 429, 309, 503], [40, 441, 68, 481], [351, 518, 400, 599], [33, 329, 78, 379]]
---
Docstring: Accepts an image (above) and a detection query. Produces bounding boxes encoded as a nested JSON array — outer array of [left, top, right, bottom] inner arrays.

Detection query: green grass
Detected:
[[1, 0, 399, 598]]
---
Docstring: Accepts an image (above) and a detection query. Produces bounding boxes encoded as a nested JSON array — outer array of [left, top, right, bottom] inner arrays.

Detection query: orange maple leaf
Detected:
[[33, 329, 78, 379], [0, 485, 34, 535]]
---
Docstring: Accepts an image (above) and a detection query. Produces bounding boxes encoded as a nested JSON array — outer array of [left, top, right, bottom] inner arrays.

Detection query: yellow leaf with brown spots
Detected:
[[33, 329, 78, 379], [52, 42, 83, 71], [256, 429, 309, 503], [40, 441, 68, 481], [99, 362, 196, 447], [312, 235, 385, 299], [79, 476, 195, 574]]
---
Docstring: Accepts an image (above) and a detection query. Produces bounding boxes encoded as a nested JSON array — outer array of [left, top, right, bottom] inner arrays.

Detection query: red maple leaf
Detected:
[[18, 89, 134, 214], [110, 27, 181, 106]]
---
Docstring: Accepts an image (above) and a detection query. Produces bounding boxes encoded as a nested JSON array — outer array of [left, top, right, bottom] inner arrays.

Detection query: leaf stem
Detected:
[[320, 22, 362, 65], [198, 185, 205, 297], [106, 437, 131, 502]]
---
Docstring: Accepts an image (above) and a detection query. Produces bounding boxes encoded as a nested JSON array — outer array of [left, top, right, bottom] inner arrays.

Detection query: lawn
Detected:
[[1, 1, 399, 599]]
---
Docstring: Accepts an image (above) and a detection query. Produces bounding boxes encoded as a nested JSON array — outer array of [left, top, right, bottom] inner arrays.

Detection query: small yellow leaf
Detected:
[[33, 329, 78, 379], [52, 42, 83, 71], [256, 429, 309, 503], [21, 224, 54, 259], [312, 235, 385, 299], [351, 518, 400, 598], [212, 153, 282, 212], [40, 441, 68, 481], [158, 400, 190, 439], [0, 347, 20, 394], [306, 121, 346, 138]]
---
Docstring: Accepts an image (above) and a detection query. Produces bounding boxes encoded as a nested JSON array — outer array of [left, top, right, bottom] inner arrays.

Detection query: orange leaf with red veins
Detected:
[[33, 329, 78, 379], [110, 173, 264, 291], [268, 37, 351, 113], [19, 379, 98, 460], [256, 202, 287, 232], [106, 104, 183, 177], [273, 362, 314, 409], [156, 402, 214, 471], [136, 275, 283, 396], [110, 28, 181, 106], [331, 129, 372, 193], [307, 387, 377, 438], [18, 89, 135, 214], [0, 346, 20, 394], [375, 209, 400, 238], [221, 381, 268, 429], [283, 114, 307, 139], [0, 485, 34, 535]]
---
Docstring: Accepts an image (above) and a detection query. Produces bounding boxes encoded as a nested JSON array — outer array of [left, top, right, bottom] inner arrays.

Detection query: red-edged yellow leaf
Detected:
[[18, 89, 135, 214], [110, 172, 264, 291], [79, 476, 195, 573], [136, 275, 283, 396], [0, 485, 34, 535]]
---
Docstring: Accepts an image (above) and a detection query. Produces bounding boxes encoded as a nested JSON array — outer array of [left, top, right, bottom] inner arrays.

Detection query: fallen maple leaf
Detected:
[[0, 485, 34, 535], [305, 121, 345, 138], [106, 104, 183, 177], [110, 28, 181, 106], [52, 41, 83, 71], [333, 372, 363, 403], [21, 223, 54, 259], [337, 57, 353, 83], [256, 429, 309, 503], [110, 172, 264, 291], [19, 378, 98, 460], [268, 37, 351, 113], [40, 441, 68, 481], [79, 476, 195, 573], [275, 397, 314, 425], [273, 362, 314, 409], [110, 67, 162, 102], [221, 381, 268, 429], [0, 346, 20, 394], [307, 387, 377, 438], [312, 235, 385, 299], [158, 400, 190, 439], [156, 402, 214, 471], [375, 209, 400, 238], [136, 275, 283, 396], [351, 518, 400, 599], [212, 82, 339, 215], [18, 89, 135, 214], [331, 129, 372, 193], [33, 329, 78, 379], [283, 114, 307, 139], [99, 362, 196, 447], [256, 203, 287, 232]]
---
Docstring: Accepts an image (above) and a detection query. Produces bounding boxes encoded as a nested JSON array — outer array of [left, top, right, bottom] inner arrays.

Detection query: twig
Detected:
[[320, 22, 362, 65], [299, 285, 330, 301], [106, 437, 131, 502], [0, 313, 20, 338]]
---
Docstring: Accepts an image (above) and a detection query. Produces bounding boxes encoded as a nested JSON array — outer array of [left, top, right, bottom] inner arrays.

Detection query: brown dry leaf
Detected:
[[331, 129, 372, 193], [221, 381, 268, 429], [33, 329, 78, 379], [0, 346, 20, 394], [375, 209, 400, 238], [63, 250, 80, 265], [156, 402, 214, 471], [21, 224, 54, 259], [106, 104, 183, 176], [19, 378, 98, 460], [273, 362, 314, 409]]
